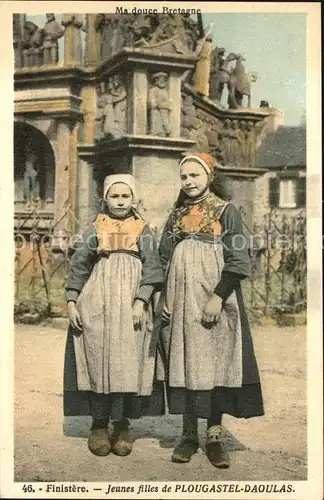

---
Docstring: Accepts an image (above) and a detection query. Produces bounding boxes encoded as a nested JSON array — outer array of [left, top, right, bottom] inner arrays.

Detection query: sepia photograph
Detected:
[[0, 2, 322, 499]]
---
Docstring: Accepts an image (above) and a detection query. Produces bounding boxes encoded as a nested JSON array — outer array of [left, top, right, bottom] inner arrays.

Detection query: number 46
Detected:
[[22, 484, 35, 493]]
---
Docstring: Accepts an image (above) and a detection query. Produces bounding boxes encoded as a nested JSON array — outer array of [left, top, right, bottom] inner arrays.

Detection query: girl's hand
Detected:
[[132, 299, 146, 330], [67, 301, 83, 332], [202, 295, 223, 327]]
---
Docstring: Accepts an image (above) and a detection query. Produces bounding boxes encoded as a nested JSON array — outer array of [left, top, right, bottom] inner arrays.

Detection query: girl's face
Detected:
[[105, 182, 133, 218], [180, 160, 210, 199]]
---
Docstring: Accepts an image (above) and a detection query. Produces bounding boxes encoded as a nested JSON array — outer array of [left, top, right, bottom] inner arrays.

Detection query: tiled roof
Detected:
[[256, 125, 306, 168]]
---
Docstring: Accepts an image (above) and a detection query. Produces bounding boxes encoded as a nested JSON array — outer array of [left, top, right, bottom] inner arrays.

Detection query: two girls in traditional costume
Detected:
[[64, 153, 263, 469]]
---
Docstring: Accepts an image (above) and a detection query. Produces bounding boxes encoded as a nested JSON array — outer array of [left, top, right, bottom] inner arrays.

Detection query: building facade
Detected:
[[14, 12, 287, 248]]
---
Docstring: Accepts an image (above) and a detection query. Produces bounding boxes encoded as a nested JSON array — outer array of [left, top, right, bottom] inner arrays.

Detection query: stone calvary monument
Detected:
[[13, 12, 283, 240]]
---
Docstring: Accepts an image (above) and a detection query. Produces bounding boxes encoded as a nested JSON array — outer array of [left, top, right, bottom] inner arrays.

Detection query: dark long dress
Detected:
[[63, 213, 165, 421], [156, 194, 264, 419]]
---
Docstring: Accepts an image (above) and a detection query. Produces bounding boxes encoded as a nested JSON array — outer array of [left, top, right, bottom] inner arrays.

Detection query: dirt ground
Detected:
[[14, 321, 307, 482]]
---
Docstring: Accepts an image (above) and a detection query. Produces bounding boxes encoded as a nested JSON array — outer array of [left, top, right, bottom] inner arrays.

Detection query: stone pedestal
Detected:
[[132, 153, 181, 234], [217, 165, 266, 229], [53, 119, 80, 237], [78, 135, 195, 232]]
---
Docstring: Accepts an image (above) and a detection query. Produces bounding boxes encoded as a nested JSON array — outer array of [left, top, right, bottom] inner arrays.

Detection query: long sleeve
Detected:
[[135, 225, 164, 304], [158, 214, 175, 278], [214, 203, 250, 301], [65, 226, 99, 302]]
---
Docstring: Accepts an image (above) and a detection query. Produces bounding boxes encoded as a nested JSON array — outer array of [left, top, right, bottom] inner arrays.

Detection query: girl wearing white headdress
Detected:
[[64, 174, 164, 457], [156, 152, 264, 469]]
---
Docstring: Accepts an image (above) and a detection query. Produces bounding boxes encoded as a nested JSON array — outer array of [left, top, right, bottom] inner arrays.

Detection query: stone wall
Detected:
[[227, 177, 256, 229], [253, 171, 271, 227]]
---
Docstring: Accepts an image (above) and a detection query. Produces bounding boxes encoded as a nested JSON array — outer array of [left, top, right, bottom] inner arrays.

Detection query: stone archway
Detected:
[[14, 121, 56, 210]]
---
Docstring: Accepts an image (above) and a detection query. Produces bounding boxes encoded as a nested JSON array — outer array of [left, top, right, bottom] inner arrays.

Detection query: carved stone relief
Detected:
[[22, 21, 44, 67], [180, 95, 199, 139], [95, 13, 200, 61], [148, 72, 173, 137], [180, 92, 265, 168], [96, 75, 127, 139]]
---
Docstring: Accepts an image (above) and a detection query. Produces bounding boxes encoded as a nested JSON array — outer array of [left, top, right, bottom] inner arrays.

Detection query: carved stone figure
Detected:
[[22, 21, 44, 67], [211, 138, 225, 165], [23, 151, 39, 203], [96, 14, 119, 60], [42, 14, 64, 65], [146, 14, 186, 53], [195, 122, 209, 152], [209, 50, 236, 102], [192, 35, 213, 96], [206, 122, 220, 151], [181, 13, 199, 52], [149, 15, 175, 43], [118, 14, 137, 50], [102, 82, 115, 136], [132, 14, 153, 46], [94, 13, 200, 56], [181, 94, 199, 138], [148, 72, 173, 137], [111, 74, 127, 136], [97, 76, 127, 138], [180, 25, 213, 84], [228, 54, 251, 108]]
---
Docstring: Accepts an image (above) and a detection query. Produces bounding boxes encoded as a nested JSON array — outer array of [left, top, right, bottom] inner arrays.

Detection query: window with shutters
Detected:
[[268, 177, 280, 208], [269, 175, 306, 210], [296, 177, 306, 208], [279, 179, 297, 208]]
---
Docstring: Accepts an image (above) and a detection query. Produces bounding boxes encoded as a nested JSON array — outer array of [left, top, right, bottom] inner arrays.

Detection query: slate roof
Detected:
[[256, 125, 306, 168]]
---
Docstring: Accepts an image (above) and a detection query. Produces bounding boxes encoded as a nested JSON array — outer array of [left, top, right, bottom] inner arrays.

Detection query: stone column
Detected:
[[62, 14, 83, 65], [168, 71, 181, 137], [77, 157, 95, 231], [77, 86, 97, 231], [81, 86, 97, 143], [131, 69, 148, 135], [13, 14, 26, 69], [85, 14, 100, 66], [54, 121, 70, 233], [68, 123, 78, 235]]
